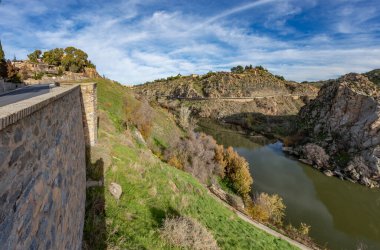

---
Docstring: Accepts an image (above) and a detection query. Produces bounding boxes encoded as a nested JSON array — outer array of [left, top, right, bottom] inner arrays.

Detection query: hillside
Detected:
[[135, 68, 318, 98], [83, 78, 298, 249], [133, 68, 319, 120]]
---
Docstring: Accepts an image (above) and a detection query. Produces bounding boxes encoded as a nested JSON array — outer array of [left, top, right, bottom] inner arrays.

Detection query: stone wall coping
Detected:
[[0, 85, 80, 131], [60, 82, 96, 86]]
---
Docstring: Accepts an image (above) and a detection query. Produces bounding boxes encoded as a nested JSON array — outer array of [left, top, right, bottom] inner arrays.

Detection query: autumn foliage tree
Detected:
[[223, 147, 253, 197]]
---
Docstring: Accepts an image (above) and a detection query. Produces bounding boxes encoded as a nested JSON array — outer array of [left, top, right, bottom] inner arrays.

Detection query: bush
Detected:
[[285, 223, 313, 245], [179, 105, 191, 129], [223, 147, 253, 197], [125, 98, 154, 139], [32, 72, 44, 80], [248, 192, 285, 225], [165, 132, 221, 183], [161, 216, 219, 250]]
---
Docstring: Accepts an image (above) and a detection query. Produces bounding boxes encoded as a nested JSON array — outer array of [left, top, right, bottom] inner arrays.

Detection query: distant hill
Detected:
[[134, 67, 319, 119], [134, 67, 318, 99]]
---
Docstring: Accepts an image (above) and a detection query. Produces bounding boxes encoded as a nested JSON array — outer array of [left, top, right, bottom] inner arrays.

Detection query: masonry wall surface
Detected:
[[0, 86, 86, 249], [80, 83, 97, 146]]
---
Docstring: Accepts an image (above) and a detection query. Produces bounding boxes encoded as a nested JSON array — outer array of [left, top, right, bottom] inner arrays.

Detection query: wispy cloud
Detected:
[[0, 0, 379, 84]]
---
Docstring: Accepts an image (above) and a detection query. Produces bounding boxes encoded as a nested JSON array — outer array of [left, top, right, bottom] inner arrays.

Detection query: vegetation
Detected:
[[6, 60, 21, 82], [28, 46, 95, 73], [160, 216, 219, 249], [0, 40, 5, 61], [0, 41, 7, 78], [83, 78, 297, 250], [27, 49, 42, 63], [42, 48, 64, 66], [247, 193, 286, 225]]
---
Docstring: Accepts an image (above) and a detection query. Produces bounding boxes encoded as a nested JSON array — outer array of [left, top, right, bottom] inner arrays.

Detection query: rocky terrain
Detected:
[[288, 73, 380, 188], [134, 68, 319, 119], [13, 60, 100, 84]]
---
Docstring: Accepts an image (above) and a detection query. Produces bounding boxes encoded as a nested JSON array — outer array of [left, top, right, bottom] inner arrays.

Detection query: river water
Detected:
[[198, 120, 380, 250]]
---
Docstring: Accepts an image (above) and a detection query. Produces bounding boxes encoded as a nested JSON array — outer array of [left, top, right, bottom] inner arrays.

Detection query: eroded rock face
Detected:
[[298, 73, 380, 187]]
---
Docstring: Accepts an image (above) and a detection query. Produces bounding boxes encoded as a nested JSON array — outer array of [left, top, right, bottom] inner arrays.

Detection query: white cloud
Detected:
[[1, 0, 380, 84]]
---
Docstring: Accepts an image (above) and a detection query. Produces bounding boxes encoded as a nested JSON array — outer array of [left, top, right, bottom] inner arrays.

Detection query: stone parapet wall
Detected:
[[79, 83, 97, 146], [0, 86, 86, 249]]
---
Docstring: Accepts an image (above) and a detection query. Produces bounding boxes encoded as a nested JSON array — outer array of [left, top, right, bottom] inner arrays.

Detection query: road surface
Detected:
[[0, 85, 50, 107]]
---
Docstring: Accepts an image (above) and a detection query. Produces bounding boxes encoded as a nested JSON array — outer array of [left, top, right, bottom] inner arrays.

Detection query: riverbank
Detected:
[[197, 119, 380, 250]]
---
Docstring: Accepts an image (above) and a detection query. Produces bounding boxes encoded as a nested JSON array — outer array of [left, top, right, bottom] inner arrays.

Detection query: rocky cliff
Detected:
[[295, 73, 380, 187]]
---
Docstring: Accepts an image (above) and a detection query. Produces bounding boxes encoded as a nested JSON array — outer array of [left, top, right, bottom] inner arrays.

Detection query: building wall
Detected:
[[0, 86, 86, 249]]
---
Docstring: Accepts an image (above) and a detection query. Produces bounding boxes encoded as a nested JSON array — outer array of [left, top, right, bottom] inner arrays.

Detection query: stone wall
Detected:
[[0, 85, 86, 249], [79, 83, 97, 146], [0, 79, 25, 94]]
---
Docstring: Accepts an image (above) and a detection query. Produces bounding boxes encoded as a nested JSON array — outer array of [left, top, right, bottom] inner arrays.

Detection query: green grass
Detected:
[[83, 78, 297, 250]]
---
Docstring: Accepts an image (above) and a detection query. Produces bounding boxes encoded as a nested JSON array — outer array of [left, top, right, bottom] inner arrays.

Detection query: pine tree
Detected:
[[0, 40, 7, 78], [0, 40, 5, 61]]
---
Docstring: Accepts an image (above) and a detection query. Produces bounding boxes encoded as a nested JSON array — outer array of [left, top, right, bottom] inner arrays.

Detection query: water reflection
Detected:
[[198, 120, 380, 250]]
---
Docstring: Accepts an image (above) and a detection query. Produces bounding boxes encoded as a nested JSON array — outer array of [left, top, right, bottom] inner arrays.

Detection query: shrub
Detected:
[[179, 105, 191, 129], [223, 147, 253, 197], [161, 216, 219, 250], [164, 132, 222, 183], [33, 72, 44, 80], [214, 145, 226, 178], [285, 222, 313, 245], [303, 143, 329, 168], [248, 193, 285, 225], [168, 155, 183, 170], [125, 98, 154, 139]]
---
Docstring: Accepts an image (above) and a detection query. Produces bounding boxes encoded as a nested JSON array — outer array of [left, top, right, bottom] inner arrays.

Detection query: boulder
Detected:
[[109, 182, 122, 200]]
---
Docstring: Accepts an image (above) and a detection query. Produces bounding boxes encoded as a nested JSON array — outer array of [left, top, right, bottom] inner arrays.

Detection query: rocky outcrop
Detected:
[[295, 73, 380, 187]]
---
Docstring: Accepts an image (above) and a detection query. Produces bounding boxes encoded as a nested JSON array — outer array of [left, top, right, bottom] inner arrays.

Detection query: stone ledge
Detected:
[[0, 85, 80, 131]]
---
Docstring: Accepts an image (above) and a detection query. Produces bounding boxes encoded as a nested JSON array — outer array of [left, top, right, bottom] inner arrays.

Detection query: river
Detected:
[[198, 120, 380, 250]]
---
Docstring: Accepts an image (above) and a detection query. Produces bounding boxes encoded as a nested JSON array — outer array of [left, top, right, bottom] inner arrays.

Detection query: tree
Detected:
[[0, 40, 4, 61], [231, 65, 244, 73], [6, 60, 21, 82], [42, 48, 64, 66], [223, 146, 253, 197], [61, 47, 90, 73], [27, 50, 42, 63], [0, 40, 6, 78]]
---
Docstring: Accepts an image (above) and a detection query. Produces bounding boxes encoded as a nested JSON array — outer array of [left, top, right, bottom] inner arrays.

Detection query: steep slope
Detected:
[[83, 78, 298, 249], [296, 73, 380, 187]]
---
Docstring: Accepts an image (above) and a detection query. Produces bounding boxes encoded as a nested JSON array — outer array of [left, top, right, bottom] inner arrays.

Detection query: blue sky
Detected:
[[0, 0, 379, 84]]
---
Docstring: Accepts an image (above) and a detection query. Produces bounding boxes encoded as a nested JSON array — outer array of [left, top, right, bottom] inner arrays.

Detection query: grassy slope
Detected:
[[83, 78, 297, 250]]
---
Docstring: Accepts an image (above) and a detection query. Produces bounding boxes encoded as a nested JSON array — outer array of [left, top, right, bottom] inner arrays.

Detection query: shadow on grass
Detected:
[[149, 206, 180, 227], [82, 146, 107, 250]]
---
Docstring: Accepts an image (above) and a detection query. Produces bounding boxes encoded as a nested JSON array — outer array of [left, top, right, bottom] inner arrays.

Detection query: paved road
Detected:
[[165, 94, 317, 101], [0, 85, 50, 107]]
